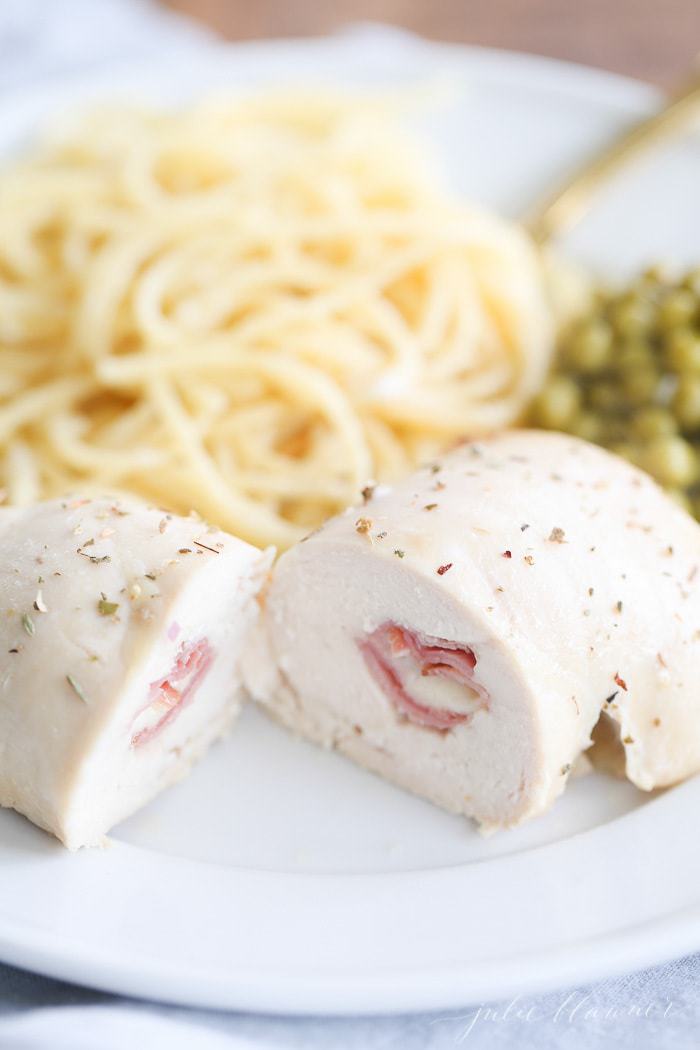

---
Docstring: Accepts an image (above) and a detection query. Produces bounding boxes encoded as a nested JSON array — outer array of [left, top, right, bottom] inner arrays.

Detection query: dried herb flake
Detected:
[[193, 540, 219, 555], [66, 674, 87, 703], [78, 549, 111, 564]]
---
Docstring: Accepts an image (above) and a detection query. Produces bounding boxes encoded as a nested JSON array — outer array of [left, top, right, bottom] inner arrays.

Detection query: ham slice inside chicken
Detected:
[[360, 623, 488, 731], [131, 637, 214, 748]]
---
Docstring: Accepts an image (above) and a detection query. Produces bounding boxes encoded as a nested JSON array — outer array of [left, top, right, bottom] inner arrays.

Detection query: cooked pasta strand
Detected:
[[0, 92, 552, 547]]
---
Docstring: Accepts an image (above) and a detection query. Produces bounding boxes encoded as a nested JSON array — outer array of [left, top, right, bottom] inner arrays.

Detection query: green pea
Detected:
[[588, 382, 620, 414], [643, 435, 699, 487], [602, 419, 632, 445], [681, 268, 700, 298], [658, 289, 697, 329], [533, 267, 700, 476], [632, 407, 677, 440], [668, 488, 693, 514], [673, 375, 700, 430], [615, 340, 654, 373], [611, 296, 656, 338], [571, 412, 603, 443], [622, 368, 658, 406], [563, 319, 613, 374], [531, 375, 582, 429], [664, 328, 700, 372], [609, 442, 643, 466], [640, 264, 670, 285]]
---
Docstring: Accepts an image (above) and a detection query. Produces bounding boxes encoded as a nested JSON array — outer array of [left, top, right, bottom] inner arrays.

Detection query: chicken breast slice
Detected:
[[244, 431, 700, 830], [0, 496, 273, 849]]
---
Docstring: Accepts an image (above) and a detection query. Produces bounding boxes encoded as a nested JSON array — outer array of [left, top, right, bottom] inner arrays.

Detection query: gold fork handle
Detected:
[[524, 64, 700, 245]]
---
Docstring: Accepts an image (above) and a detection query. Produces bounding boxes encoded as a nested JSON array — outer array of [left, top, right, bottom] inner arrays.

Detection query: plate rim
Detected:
[[1, 774, 700, 1015], [1, 903, 699, 1016]]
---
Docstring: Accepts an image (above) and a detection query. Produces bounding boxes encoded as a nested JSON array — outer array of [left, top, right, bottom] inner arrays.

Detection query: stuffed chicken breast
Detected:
[[0, 496, 272, 849], [245, 431, 700, 830]]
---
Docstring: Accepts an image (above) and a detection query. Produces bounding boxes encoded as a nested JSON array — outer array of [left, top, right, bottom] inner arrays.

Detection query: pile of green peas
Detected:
[[529, 265, 700, 515]]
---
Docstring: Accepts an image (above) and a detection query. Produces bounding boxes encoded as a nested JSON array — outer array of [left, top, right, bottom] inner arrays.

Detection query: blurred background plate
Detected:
[[0, 30, 699, 1014]]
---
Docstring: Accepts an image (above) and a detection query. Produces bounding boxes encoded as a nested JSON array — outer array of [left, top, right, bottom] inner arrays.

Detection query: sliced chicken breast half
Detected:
[[245, 431, 700, 831], [0, 496, 272, 848]]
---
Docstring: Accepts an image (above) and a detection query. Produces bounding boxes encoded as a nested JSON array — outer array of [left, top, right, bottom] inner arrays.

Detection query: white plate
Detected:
[[1, 27, 700, 1015]]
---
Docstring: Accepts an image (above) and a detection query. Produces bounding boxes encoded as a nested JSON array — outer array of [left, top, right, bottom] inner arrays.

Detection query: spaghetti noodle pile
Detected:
[[0, 93, 552, 547]]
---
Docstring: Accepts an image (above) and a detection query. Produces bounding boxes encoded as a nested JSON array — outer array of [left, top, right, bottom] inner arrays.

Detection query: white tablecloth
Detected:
[[0, 3, 698, 1046], [0, 953, 699, 1049]]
